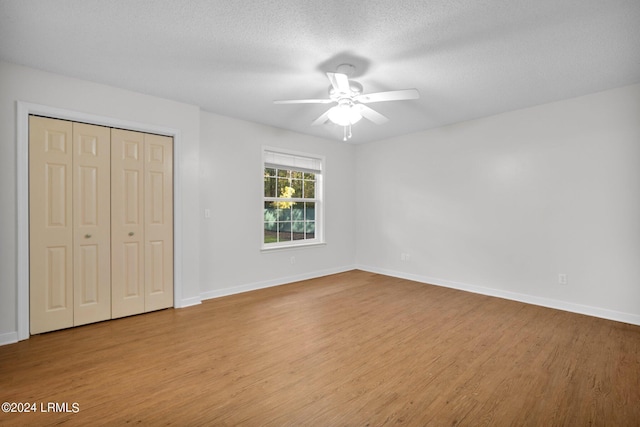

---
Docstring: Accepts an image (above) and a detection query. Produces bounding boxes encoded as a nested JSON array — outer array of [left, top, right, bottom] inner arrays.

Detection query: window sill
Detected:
[[261, 241, 326, 252]]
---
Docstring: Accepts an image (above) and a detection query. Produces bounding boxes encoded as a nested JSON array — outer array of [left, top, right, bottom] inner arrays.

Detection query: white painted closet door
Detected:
[[29, 116, 74, 334], [144, 134, 174, 311], [30, 118, 173, 332], [111, 129, 146, 318], [73, 122, 112, 326]]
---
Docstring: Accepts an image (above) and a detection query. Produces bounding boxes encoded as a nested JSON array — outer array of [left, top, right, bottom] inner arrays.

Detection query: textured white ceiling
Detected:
[[1, 0, 639, 143]]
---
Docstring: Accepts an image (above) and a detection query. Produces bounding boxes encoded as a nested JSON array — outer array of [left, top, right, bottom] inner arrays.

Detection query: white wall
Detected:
[[2, 58, 637, 344], [198, 111, 356, 297], [0, 61, 202, 343], [0, 61, 356, 344], [356, 83, 640, 324]]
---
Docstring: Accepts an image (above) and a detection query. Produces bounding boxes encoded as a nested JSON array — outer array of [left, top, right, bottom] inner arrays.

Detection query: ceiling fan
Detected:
[[274, 64, 419, 141]]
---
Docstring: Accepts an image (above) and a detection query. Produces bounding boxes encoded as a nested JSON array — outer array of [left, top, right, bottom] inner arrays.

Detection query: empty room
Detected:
[[1, 1, 639, 425]]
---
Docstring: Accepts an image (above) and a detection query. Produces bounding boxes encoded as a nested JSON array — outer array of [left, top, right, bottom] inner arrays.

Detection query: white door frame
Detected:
[[16, 101, 184, 341]]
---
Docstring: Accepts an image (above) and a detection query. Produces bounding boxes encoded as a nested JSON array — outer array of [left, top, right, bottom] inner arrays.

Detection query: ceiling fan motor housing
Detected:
[[329, 80, 363, 99]]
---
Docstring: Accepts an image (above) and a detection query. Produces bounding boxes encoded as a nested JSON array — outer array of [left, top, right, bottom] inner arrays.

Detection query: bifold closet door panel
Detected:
[[144, 134, 174, 312], [111, 129, 145, 318], [29, 116, 74, 334], [73, 122, 111, 326]]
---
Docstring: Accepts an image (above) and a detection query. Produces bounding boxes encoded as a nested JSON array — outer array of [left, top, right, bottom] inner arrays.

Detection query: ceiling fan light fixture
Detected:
[[273, 65, 419, 141], [327, 103, 362, 126]]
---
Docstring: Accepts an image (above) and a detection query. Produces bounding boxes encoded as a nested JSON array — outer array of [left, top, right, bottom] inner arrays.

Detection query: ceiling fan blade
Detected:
[[355, 89, 419, 103], [274, 98, 333, 104], [359, 105, 389, 125], [327, 72, 350, 94], [311, 109, 331, 126]]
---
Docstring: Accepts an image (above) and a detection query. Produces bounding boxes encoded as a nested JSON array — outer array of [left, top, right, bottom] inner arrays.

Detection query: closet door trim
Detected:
[[16, 101, 188, 341]]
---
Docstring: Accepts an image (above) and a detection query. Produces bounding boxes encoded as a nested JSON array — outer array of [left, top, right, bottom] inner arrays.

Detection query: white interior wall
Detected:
[[355, 83, 640, 324], [0, 61, 356, 344], [1, 59, 638, 345], [0, 61, 202, 343], [198, 111, 356, 298]]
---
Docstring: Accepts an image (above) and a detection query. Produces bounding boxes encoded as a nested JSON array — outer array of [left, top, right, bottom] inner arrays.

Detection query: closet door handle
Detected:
[[128, 232, 135, 236], [84, 234, 91, 239]]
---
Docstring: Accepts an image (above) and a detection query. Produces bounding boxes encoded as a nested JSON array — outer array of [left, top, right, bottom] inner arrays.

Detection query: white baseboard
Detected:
[[200, 265, 357, 301], [176, 296, 202, 308], [356, 264, 640, 327], [4, 265, 633, 348], [0, 331, 18, 347]]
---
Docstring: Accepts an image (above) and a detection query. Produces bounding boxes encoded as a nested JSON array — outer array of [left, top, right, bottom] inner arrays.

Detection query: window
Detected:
[[263, 149, 323, 248]]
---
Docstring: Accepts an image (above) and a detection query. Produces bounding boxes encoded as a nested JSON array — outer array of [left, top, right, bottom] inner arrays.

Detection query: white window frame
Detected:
[[262, 147, 324, 250]]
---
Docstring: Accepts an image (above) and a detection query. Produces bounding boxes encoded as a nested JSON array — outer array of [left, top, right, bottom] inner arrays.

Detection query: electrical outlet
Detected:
[[401, 253, 410, 262], [558, 273, 568, 285], [204, 208, 211, 219], [290, 256, 296, 265]]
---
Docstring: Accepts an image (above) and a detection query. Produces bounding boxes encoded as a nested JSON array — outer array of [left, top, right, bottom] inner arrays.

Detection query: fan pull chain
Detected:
[[342, 125, 353, 142]]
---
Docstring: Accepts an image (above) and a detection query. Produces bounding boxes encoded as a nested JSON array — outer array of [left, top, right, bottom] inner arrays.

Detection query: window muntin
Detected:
[[263, 150, 322, 248]]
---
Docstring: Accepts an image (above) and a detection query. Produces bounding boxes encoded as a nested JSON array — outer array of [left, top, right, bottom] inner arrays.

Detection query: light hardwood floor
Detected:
[[1, 270, 639, 426]]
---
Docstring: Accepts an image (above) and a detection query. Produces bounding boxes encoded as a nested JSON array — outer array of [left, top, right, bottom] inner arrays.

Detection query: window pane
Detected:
[[264, 202, 277, 224], [305, 221, 315, 239], [303, 179, 315, 198], [276, 177, 288, 196], [305, 202, 315, 220], [291, 171, 303, 179], [278, 221, 291, 232], [264, 176, 276, 197], [276, 177, 296, 202], [292, 221, 305, 240], [277, 207, 291, 221], [278, 222, 292, 242], [279, 231, 292, 242], [304, 172, 315, 180], [264, 226, 277, 244], [264, 168, 276, 177], [277, 169, 288, 178], [292, 203, 304, 221], [291, 178, 303, 197]]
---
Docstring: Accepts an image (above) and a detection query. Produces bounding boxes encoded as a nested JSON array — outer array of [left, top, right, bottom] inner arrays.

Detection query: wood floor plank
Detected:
[[1, 270, 639, 426]]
